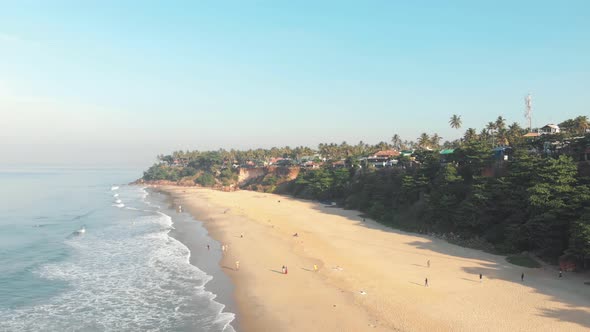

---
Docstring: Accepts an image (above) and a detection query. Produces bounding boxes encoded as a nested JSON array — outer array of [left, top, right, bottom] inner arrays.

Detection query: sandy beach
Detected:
[[160, 186, 590, 332]]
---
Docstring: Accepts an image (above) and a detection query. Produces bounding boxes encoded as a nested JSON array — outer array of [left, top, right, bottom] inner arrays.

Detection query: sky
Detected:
[[1, 1, 589, 167]]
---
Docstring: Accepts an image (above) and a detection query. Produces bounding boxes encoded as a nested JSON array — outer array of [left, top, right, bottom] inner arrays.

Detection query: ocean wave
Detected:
[[32, 223, 57, 228], [110, 186, 119, 191], [1, 211, 234, 331], [72, 210, 94, 221]]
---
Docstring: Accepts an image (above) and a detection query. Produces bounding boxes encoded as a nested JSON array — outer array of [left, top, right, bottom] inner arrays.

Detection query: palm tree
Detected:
[[507, 122, 524, 146], [430, 133, 442, 149], [354, 141, 369, 156], [417, 133, 431, 149], [403, 140, 415, 150], [486, 122, 497, 133], [508, 122, 523, 133], [495, 116, 506, 131], [574, 115, 589, 134], [391, 134, 402, 151], [496, 129, 509, 146], [463, 128, 478, 142], [375, 141, 391, 151], [449, 114, 462, 130]]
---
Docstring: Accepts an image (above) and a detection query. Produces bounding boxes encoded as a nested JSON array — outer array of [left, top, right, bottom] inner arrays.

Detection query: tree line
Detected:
[[142, 115, 590, 268]]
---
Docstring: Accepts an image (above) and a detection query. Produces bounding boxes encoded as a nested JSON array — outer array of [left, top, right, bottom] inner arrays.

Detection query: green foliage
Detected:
[[180, 166, 198, 178], [143, 165, 181, 181], [189, 152, 223, 173], [567, 209, 590, 266], [294, 168, 340, 199], [262, 175, 278, 186], [287, 144, 590, 267], [195, 172, 216, 187], [142, 116, 590, 269], [506, 255, 542, 268], [369, 202, 386, 221], [219, 168, 238, 186], [455, 140, 492, 182]]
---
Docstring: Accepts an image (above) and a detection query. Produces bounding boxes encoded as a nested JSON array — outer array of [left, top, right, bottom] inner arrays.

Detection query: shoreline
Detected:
[[159, 185, 590, 332], [147, 188, 239, 331]]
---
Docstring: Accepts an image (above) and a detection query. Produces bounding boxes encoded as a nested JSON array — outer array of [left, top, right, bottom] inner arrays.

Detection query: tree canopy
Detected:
[[143, 114, 590, 268]]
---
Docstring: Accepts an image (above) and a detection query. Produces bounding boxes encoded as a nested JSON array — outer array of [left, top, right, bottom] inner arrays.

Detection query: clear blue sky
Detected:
[[1, 1, 588, 167]]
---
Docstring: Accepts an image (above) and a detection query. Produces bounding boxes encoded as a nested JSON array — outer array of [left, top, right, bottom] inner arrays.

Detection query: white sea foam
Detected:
[[113, 193, 119, 198], [0, 200, 235, 332], [111, 186, 119, 191], [113, 203, 125, 208], [140, 187, 149, 200], [115, 199, 122, 204]]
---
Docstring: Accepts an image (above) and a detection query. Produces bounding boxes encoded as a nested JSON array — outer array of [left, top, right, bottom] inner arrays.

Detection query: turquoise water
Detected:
[[0, 168, 235, 331]]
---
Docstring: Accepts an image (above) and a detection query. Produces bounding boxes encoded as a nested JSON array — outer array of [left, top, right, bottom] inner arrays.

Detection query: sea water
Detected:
[[0, 168, 235, 331]]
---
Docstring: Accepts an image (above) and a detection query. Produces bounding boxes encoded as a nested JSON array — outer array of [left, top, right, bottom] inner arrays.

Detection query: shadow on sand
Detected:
[[302, 200, 590, 329]]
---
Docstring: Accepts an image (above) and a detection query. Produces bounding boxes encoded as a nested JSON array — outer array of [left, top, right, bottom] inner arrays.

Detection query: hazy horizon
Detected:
[[1, 1, 588, 167]]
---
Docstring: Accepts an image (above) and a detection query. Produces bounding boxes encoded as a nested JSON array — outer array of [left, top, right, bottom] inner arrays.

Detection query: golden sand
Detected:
[[161, 186, 590, 332]]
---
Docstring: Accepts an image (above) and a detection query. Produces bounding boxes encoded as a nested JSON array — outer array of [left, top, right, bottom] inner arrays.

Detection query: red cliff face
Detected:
[[137, 166, 300, 192], [238, 167, 266, 185], [238, 166, 300, 186], [133, 179, 197, 187]]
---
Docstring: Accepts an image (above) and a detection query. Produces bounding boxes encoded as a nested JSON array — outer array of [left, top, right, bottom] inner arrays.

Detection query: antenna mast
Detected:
[[524, 93, 532, 131]]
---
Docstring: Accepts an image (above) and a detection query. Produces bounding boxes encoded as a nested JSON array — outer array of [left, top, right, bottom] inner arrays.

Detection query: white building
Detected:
[[540, 124, 560, 135]]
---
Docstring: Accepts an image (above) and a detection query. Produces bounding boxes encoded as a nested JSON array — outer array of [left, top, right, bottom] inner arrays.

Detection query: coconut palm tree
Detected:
[[495, 116, 506, 131], [507, 122, 524, 146], [463, 128, 478, 142], [449, 114, 462, 130], [374, 141, 391, 151], [496, 129, 509, 146], [403, 140, 415, 150], [417, 133, 431, 149], [391, 134, 402, 151], [574, 115, 589, 134], [486, 121, 497, 133], [430, 133, 442, 149]]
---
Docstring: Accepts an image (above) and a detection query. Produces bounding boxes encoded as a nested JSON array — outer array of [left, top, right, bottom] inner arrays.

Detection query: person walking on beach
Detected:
[[240, 233, 243, 238], [425, 277, 429, 287], [521, 272, 524, 282], [285, 266, 288, 274], [427, 259, 430, 268], [282, 266, 285, 274], [559, 270, 563, 278], [235, 261, 240, 271], [207, 244, 210, 251], [314, 264, 318, 272], [479, 273, 483, 283]]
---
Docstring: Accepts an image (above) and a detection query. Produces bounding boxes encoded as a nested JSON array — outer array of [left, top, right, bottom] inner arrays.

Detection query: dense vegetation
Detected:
[[142, 115, 590, 268]]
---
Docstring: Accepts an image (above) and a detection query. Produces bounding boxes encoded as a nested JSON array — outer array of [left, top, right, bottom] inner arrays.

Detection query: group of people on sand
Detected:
[[423, 258, 564, 288]]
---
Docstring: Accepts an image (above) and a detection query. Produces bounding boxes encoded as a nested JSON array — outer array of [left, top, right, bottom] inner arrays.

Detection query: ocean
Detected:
[[0, 168, 236, 332]]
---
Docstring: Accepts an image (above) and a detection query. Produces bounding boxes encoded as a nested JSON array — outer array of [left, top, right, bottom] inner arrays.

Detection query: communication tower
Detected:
[[524, 94, 532, 131]]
